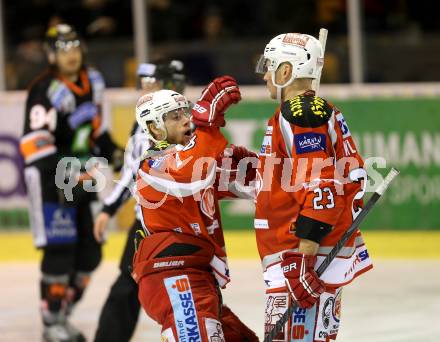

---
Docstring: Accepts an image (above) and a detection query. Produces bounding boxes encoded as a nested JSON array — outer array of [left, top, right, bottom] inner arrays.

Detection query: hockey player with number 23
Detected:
[[254, 32, 373, 341], [132, 76, 259, 341]]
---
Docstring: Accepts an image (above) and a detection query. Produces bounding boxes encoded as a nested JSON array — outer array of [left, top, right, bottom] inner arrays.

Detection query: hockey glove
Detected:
[[191, 75, 241, 127], [230, 144, 258, 162], [281, 251, 326, 309], [231, 144, 257, 182]]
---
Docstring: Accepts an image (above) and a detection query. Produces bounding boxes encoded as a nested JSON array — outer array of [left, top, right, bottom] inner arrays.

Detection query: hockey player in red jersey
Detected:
[[93, 59, 187, 342], [132, 78, 259, 341], [254, 33, 372, 341], [20, 24, 122, 342]]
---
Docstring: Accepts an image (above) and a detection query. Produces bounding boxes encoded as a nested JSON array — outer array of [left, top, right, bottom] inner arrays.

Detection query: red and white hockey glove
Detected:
[[230, 144, 258, 162], [191, 75, 241, 127], [281, 251, 326, 309], [231, 144, 257, 182]]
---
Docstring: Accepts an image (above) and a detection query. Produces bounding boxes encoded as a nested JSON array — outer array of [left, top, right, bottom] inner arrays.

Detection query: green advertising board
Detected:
[[220, 97, 440, 230]]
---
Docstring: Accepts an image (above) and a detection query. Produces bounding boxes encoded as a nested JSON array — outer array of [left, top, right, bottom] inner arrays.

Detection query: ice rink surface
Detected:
[[1, 259, 439, 342]]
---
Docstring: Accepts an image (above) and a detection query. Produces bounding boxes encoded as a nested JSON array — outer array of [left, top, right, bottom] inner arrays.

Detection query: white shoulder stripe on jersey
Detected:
[[279, 113, 293, 158], [138, 162, 216, 198], [327, 111, 338, 147]]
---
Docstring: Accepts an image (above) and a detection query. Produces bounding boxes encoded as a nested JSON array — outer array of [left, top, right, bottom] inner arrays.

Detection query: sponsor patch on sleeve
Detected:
[[294, 132, 326, 154], [260, 135, 272, 156], [336, 113, 351, 138], [265, 125, 273, 135]]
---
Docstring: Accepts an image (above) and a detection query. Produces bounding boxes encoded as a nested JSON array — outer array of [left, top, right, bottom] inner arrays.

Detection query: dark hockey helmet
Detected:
[[137, 60, 186, 94], [45, 24, 83, 62]]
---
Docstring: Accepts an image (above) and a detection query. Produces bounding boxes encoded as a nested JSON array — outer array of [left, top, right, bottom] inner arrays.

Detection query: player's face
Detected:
[[263, 70, 277, 100], [263, 66, 290, 99], [164, 108, 192, 145], [56, 46, 82, 76]]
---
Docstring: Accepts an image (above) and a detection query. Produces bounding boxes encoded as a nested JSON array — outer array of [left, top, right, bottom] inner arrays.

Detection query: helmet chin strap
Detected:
[[271, 71, 296, 102]]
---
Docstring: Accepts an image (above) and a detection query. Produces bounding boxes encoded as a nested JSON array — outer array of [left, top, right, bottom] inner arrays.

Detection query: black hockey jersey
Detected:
[[20, 66, 119, 165]]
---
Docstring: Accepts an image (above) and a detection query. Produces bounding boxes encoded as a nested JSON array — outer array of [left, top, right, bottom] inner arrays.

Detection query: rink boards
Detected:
[[1, 230, 440, 262]]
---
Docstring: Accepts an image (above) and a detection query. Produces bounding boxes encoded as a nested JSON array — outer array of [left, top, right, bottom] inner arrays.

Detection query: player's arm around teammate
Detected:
[[131, 77, 259, 341], [93, 60, 186, 342]]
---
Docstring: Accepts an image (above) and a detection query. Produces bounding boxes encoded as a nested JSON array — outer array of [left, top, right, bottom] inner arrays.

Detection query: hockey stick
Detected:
[[312, 28, 328, 94], [264, 168, 400, 342]]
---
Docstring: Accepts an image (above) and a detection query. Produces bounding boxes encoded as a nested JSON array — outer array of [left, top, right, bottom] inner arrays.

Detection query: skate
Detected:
[[64, 320, 86, 342], [42, 324, 71, 342]]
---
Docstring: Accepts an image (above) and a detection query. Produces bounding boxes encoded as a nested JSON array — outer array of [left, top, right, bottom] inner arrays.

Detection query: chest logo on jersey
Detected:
[[48, 79, 76, 113], [260, 135, 272, 156], [294, 132, 326, 154], [336, 113, 351, 138], [68, 102, 98, 129], [200, 187, 216, 219]]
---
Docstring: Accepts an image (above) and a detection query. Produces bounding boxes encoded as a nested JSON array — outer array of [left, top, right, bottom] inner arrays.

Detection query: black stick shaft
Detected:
[[264, 168, 399, 342]]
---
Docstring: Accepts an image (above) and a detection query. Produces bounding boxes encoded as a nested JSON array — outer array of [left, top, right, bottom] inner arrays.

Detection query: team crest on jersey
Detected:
[[294, 132, 326, 154], [260, 135, 272, 156], [164, 275, 201, 342], [200, 187, 215, 219]]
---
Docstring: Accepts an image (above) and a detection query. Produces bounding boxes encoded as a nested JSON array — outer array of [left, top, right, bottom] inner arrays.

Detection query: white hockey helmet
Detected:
[[135, 89, 190, 142], [256, 33, 324, 88]]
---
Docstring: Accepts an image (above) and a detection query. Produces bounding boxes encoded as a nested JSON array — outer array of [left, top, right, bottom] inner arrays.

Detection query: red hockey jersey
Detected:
[[255, 92, 372, 287], [136, 126, 229, 259]]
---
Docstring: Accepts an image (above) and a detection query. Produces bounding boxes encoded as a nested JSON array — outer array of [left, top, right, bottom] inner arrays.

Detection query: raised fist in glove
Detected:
[[231, 144, 257, 182], [281, 251, 325, 308], [191, 75, 241, 127], [230, 144, 258, 162]]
